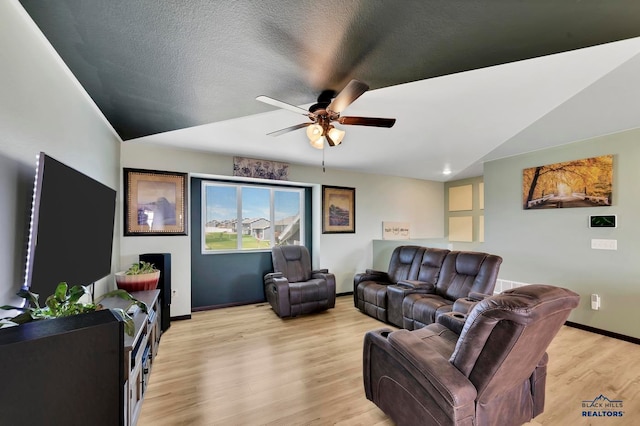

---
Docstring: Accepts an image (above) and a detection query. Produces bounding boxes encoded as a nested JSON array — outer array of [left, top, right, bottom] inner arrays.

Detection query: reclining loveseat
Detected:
[[354, 245, 502, 329]]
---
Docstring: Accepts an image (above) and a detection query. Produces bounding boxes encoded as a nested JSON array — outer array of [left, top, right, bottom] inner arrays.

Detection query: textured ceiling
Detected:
[[18, 0, 640, 180]]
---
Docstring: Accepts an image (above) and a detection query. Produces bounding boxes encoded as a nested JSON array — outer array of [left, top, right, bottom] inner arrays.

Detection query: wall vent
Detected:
[[495, 279, 530, 294]]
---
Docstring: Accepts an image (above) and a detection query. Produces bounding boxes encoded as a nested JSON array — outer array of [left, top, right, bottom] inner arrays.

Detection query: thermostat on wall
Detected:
[[589, 214, 617, 228]]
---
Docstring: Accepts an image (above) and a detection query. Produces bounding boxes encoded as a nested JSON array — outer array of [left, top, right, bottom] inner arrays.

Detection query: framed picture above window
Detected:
[[322, 185, 355, 234], [124, 168, 187, 236]]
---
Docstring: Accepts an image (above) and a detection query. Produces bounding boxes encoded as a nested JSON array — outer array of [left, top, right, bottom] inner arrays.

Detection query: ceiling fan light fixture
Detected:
[[309, 137, 324, 150], [306, 123, 323, 142], [327, 126, 345, 146]]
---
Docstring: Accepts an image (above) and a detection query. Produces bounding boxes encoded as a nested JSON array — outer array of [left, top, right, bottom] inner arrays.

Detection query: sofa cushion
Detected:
[[415, 247, 450, 284], [272, 245, 313, 283], [436, 251, 502, 301], [387, 245, 425, 283], [403, 293, 453, 329]]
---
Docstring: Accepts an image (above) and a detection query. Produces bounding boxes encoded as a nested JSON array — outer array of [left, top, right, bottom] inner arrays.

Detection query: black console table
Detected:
[[0, 310, 124, 425]]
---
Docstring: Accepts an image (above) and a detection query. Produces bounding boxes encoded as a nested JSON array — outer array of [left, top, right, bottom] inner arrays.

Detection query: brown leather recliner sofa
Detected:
[[354, 245, 502, 329], [363, 284, 580, 426]]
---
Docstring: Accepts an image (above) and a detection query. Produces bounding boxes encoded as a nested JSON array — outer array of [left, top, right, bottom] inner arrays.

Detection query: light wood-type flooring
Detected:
[[138, 296, 640, 425]]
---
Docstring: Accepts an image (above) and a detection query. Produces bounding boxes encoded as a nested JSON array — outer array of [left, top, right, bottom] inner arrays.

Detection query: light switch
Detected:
[[591, 239, 617, 250]]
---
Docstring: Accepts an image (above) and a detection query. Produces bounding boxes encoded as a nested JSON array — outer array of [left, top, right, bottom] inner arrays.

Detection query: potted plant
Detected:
[[0, 282, 146, 336], [114, 261, 160, 292]]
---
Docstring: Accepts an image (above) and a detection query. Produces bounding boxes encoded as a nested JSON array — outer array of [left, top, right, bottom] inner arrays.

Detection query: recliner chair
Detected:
[[264, 245, 336, 318], [402, 251, 502, 330], [363, 284, 580, 426]]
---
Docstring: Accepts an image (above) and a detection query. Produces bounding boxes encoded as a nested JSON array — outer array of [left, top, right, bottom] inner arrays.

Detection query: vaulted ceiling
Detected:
[[18, 1, 640, 180]]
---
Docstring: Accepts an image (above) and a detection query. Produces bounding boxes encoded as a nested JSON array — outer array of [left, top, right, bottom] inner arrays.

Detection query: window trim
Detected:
[[201, 180, 305, 254]]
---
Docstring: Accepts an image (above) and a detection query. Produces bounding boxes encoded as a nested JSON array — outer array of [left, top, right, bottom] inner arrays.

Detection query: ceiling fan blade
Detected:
[[256, 96, 311, 116], [266, 122, 311, 137], [338, 116, 396, 128], [325, 134, 336, 147], [327, 79, 369, 113]]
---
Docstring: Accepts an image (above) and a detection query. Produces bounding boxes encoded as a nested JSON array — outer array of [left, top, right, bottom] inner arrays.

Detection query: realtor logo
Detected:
[[581, 394, 624, 418]]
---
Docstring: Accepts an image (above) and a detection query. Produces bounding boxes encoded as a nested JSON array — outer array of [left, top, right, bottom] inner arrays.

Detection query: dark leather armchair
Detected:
[[353, 245, 427, 322], [402, 251, 502, 330], [264, 245, 336, 318], [363, 284, 580, 426]]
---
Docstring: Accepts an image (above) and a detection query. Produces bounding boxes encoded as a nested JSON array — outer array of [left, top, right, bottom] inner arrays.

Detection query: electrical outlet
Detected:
[[591, 294, 600, 310]]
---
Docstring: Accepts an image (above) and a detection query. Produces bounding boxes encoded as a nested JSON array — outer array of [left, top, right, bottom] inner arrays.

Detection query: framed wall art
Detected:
[[232, 156, 289, 180], [322, 185, 355, 234], [124, 168, 187, 236], [382, 222, 410, 240], [522, 154, 613, 210]]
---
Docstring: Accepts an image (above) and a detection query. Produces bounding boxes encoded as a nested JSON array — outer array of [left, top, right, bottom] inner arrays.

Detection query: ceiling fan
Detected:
[[256, 79, 396, 149]]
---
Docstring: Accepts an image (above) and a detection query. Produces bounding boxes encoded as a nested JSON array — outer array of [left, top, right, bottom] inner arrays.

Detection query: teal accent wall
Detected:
[[190, 177, 313, 308]]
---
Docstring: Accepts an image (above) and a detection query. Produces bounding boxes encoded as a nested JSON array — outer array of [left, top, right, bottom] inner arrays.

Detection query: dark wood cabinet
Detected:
[[101, 289, 161, 425], [0, 289, 161, 426], [0, 309, 125, 425]]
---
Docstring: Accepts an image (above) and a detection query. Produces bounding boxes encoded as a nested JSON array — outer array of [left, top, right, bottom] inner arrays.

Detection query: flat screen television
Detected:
[[24, 153, 117, 300]]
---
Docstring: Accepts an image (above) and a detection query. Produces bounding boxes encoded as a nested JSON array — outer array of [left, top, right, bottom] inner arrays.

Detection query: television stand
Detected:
[[101, 289, 161, 426]]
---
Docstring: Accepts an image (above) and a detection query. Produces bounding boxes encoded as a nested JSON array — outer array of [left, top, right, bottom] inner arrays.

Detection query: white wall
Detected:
[[121, 142, 444, 317], [0, 1, 121, 305]]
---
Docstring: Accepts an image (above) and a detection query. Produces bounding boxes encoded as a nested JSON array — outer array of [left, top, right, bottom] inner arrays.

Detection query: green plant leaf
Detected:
[[16, 288, 40, 309], [4, 311, 34, 324], [45, 294, 61, 316], [96, 289, 148, 313], [67, 285, 89, 305], [108, 308, 135, 336], [125, 261, 157, 275], [0, 305, 27, 312], [54, 282, 68, 302]]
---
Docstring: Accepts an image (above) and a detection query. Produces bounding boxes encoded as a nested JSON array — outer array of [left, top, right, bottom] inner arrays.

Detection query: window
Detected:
[[202, 181, 304, 253]]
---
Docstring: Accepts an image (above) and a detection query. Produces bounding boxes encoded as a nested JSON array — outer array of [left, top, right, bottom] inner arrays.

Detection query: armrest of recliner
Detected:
[[354, 269, 390, 285], [264, 272, 289, 292], [437, 312, 467, 335], [469, 291, 493, 301], [364, 328, 476, 410], [264, 272, 291, 317], [452, 292, 493, 314], [264, 271, 285, 284], [387, 330, 477, 404], [311, 270, 337, 308], [311, 270, 334, 280], [397, 279, 436, 293]]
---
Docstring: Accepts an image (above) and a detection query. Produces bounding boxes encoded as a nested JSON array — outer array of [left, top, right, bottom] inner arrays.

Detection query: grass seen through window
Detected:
[[205, 232, 270, 250]]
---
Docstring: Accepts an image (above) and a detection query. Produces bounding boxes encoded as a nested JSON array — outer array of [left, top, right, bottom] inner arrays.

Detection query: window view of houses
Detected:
[[203, 183, 303, 251]]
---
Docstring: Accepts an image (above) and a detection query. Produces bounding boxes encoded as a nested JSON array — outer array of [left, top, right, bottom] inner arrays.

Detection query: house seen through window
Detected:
[[202, 181, 304, 252]]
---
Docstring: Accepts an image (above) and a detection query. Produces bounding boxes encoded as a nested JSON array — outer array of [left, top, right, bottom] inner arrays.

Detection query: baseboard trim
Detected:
[[337, 291, 354, 297], [192, 299, 266, 312], [170, 314, 191, 321], [565, 321, 640, 345]]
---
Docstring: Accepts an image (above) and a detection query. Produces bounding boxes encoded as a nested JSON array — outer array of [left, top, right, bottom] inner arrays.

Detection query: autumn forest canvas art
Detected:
[[523, 155, 613, 210]]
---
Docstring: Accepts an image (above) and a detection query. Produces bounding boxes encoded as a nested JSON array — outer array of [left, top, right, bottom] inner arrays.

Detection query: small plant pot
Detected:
[[115, 271, 160, 292]]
